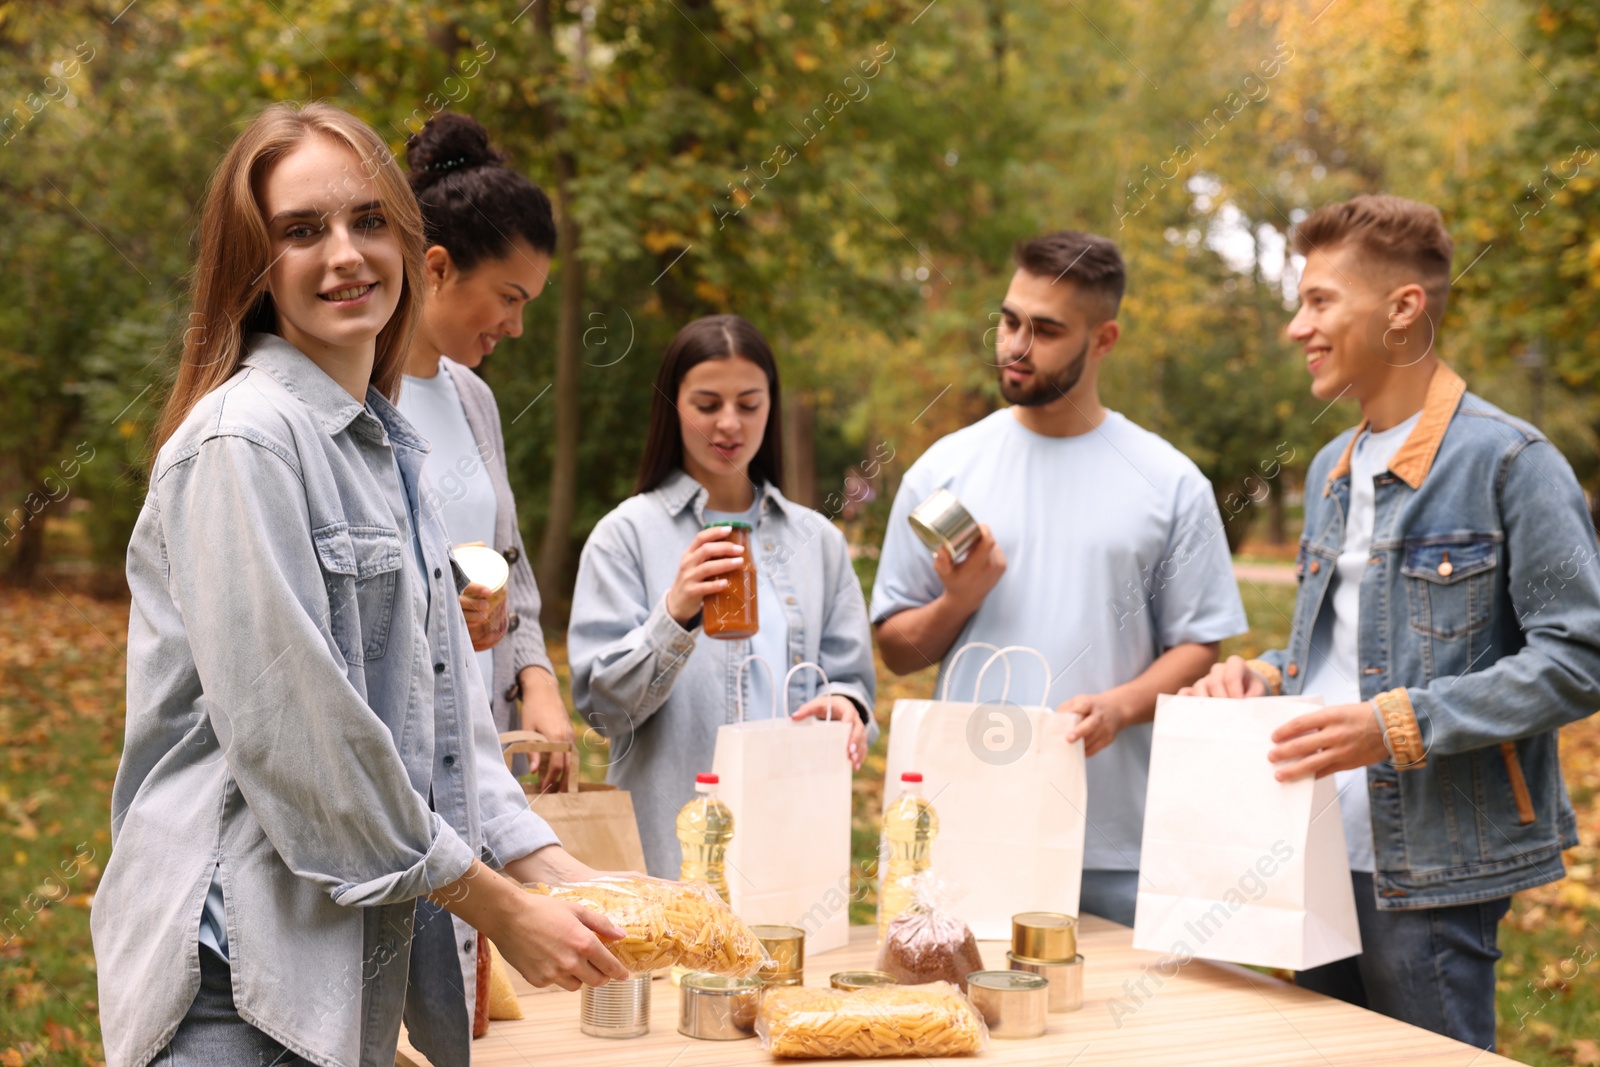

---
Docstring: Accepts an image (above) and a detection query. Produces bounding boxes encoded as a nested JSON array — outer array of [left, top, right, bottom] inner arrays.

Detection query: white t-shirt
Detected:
[[705, 503, 792, 720], [398, 362, 498, 697], [870, 408, 1248, 870], [1300, 411, 1421, 873]]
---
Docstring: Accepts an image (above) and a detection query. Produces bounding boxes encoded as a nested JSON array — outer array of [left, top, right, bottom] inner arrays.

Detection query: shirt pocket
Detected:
[[313, 523, 405, 664], [1401, 536, 1498, 640]]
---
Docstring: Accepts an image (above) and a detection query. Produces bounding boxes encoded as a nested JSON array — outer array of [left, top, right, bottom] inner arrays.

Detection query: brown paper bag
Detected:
[[501, 730, 648, 874]]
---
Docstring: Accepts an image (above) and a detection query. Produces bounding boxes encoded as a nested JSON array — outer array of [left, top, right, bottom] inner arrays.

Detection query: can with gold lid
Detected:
[[751, 924, 804, 986], [1011, 911, 1077, 962], [829, 970, 898, 991]]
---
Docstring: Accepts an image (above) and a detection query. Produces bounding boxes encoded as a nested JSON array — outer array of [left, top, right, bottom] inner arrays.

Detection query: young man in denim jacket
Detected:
[[1184, 195, 1600, 1050]]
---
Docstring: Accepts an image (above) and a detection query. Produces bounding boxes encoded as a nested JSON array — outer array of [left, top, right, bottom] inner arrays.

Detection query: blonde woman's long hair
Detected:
[[154, 101, 424, 451]]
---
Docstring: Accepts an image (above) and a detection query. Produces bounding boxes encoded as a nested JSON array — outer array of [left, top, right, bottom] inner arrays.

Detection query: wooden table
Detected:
[[398, 918, 1514, 1066]]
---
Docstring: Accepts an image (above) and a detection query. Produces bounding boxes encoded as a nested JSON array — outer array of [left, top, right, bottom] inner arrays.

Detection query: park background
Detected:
[[1, 0, 1598, 1062]]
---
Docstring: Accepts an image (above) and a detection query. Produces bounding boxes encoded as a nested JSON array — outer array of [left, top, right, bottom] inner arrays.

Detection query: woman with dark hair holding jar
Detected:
[[398, 113, 575, 783], [567, 314, 877, 878]]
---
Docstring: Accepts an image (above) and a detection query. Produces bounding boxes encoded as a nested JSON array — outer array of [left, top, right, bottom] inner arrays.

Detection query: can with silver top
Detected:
[[965, 970, 1049, 1039], [580, 974, 651, 1038], [678, 972, 762, 1040], [907, 488, 982, 563]]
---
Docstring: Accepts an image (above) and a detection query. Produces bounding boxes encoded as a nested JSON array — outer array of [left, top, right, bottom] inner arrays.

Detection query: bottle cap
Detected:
[[900, 772, 923, 783], [696, 773, 719, 784]]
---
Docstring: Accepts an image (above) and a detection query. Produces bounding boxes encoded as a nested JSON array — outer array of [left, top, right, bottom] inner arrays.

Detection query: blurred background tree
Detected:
[[1, 0, 1594, 601]]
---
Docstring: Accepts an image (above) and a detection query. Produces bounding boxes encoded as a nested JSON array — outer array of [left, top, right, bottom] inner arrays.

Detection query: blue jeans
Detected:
[[1079, 868, 1140, 927], [1295, 871, 1510, 1050], [154, 944, 303, 1066]]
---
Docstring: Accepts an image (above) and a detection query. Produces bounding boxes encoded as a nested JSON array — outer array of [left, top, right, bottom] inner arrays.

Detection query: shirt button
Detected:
[[793, 655, 803, 665], [1309, 560, 1321, 575], [504, 546, 520, 564], [1438, 557, 1453, 577], [1287, 662, 1299, 678], [463, 939, 474, 952], [434, 567, 442, 579], [765, 543, 774, 551], [786, 596, 797, 605], [434, 662, 446, 674], [443, 754, 455, 767]]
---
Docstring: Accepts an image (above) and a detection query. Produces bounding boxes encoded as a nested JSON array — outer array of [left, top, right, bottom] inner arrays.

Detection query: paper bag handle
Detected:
[[937, 641, 1002, 701], [500, 729, 580, 793], [734, 654, 777, 724], [783, 661, 833, 717], [974, 645, 1055, 706]]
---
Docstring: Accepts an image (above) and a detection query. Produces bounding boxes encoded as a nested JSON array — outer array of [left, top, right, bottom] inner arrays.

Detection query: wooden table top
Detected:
[[398, 918, 1513, 1066]]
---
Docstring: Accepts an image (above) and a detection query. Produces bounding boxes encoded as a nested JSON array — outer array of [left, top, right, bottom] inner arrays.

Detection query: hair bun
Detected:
[[406, 112, 505, 189]]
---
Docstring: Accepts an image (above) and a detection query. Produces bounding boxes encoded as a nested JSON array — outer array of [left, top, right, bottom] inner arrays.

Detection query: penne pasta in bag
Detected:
[[756, 982, 989, 1058], [526, 876, 769, 977]]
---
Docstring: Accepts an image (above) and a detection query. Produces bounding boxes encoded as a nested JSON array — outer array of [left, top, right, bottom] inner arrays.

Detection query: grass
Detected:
[[3, 565, 1597, 1063]]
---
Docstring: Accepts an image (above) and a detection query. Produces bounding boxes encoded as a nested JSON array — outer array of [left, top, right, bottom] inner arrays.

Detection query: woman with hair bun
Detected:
[[399, 113, 575, 790], [93, 101, 626, 1067]]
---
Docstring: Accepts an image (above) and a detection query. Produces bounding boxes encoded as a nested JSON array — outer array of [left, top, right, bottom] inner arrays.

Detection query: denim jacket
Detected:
[[567, 469, 878, 878], [1250, 363, 1600, 908], [93, 335, 556, 1067]]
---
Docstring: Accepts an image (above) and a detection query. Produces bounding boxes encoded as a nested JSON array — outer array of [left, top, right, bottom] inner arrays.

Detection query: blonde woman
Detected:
[[92, 102, 625, 1067]]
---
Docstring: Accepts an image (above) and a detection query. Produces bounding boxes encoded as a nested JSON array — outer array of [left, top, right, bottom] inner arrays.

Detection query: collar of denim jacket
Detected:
[[654, 466, 796, 523], [242, 332, 400, 444], [1325, 361, 1467, 494]]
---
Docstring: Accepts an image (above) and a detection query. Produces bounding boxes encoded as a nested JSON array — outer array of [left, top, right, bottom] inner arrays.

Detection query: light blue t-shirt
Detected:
[[398, 362, 498, 698], [870, 408, 1248, 871], [1301, 411, 1422, 874], [705, 503, 792, 720]]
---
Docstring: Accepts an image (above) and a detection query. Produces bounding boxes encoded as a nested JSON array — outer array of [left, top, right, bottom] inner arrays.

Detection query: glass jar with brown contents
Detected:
[[702, 522, 759, 640]]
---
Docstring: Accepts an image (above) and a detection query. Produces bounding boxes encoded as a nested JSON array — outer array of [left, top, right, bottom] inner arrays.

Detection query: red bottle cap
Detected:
[[901, 772, 923, 783], [696, 773, 720, 784]]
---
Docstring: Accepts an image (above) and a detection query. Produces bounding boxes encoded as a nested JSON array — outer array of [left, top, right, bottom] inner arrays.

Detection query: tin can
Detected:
[[829, 970, 899, 991], [579, 974, 651, 1039], [1011, 911, 1077, 962], [751, 924, 805, 986], [678, 972, 763, 1040], [907, 488, 981, 563], [454, 543, 510, 611], [1007, 951, 1083, 1013], [965, 970, 1049, 1039], [701, 522, 759, 640]]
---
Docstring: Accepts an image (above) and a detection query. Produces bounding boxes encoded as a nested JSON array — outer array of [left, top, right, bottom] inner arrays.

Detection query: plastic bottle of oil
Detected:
[[878, 771, 939, 943], [676, 772, 734, 904]]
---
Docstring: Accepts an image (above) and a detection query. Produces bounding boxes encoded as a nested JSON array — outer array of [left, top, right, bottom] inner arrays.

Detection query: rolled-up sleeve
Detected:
[[163, 434, 474, 906], [568, 523, 697, 735]]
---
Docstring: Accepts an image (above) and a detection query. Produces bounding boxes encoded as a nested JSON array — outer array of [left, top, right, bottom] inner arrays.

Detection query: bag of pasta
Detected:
[[756, 982, 988, 1058], [526, 876, 768, 977], [875, 874, 984, 992]]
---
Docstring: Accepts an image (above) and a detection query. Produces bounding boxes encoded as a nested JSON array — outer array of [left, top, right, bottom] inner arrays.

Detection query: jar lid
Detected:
[[702, 520, 753, 530], [901, 772, 923, 783], [696, 772, 719, 784]]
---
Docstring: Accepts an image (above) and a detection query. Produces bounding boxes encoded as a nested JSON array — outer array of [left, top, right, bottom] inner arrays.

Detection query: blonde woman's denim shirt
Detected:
[[93, 335, 557, 1067], [567, 469, 879, 878]]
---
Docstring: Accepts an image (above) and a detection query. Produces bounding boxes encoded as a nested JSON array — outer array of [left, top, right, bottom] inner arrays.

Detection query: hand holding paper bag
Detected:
[[1132, 694, 1361, 972]]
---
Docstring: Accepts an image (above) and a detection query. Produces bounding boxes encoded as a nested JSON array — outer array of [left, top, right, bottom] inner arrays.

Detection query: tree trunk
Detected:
[[3, 510, 46, 588], [533, 0, 584, 626], [783, 391, 816, 507], [1267, 482, 1287, 545]]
